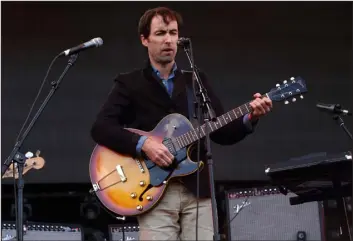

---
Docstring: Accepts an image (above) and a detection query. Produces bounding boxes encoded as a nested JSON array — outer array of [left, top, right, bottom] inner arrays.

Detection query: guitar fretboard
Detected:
[[174, 102, 253, 148]]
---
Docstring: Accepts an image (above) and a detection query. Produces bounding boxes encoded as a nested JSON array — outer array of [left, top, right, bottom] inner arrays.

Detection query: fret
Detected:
[[181, 135, 186, 146], [201, 126, 206, 136], [239, 107, 243, 116], [195, 130, 201, 139], [185, 134, 190, 145], [189, 131, 195, 141], [221, 115, 225, 124], [213, 121, 218, 131], [185, 133, 191, 143], [192, 129, 198, 139], [226, 112, 230, 121], [217, 117, 223, 127], [178, 136, 183, 147], [175, 137, 181, 147], [195, 128, 201, 138], [232, 109, 238, 119], [241, 104, 249, 115], [245, 103, 251, 113], [209, 122, 214, 132]]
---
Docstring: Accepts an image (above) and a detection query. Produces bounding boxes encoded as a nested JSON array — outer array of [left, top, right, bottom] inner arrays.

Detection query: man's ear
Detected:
[[141, 35, 148, 47]]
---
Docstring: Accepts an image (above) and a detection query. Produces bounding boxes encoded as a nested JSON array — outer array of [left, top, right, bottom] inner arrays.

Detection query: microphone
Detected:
[[59, 37, 103, 57], [177, 37, 190, 46], [316, 103, 352, 116]]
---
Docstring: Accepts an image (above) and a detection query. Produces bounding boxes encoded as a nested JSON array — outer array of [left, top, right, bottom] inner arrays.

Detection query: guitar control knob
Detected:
[[146, 195, 153, 201], [139, 181, 146, 187], [136, 205, 143, 211], [130, 193, 137, 198]]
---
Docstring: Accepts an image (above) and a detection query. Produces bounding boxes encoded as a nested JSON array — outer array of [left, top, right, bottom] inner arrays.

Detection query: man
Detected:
[[91, 6, 272, 241]]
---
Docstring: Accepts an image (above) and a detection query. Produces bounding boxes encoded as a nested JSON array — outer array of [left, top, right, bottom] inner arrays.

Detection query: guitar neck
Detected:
[[174, 97, 264, 148]]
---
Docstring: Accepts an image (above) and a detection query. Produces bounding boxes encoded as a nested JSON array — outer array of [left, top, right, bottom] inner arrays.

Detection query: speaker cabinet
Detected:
[[225, 187, 325, 241]]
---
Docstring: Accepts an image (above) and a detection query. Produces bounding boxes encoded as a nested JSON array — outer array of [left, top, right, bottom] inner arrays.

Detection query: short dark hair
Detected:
[[138, 6, 183, 39]]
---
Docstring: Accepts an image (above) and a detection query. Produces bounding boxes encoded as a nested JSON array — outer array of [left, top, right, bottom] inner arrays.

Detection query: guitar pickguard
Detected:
[[145, 147, 188, 186]]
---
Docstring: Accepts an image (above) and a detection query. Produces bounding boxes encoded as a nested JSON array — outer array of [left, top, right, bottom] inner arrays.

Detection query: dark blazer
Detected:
[[91, 61, 254, 198]]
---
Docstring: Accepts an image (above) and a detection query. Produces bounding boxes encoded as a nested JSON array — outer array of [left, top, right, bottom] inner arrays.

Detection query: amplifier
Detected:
[[225, 187, 325, 241], [1, 221, 83, 240], [109, 223, 139, 241]]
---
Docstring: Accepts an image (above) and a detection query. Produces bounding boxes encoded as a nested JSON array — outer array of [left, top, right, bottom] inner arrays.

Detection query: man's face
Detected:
[[141, 15, 178, 65]]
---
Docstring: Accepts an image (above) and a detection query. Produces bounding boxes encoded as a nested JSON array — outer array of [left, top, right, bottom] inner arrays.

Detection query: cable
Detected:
[[14, 54, 61, 143]]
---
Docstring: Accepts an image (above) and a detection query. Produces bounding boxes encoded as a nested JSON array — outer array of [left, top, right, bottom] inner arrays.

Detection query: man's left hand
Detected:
[[249, 93, 273, 121]]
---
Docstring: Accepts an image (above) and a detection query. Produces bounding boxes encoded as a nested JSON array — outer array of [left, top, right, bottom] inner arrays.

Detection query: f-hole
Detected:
[[138, 184, 153, 201]]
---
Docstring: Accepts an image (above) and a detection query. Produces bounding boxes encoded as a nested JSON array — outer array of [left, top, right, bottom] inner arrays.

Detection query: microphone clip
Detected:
[[333, 104, 352, 116]]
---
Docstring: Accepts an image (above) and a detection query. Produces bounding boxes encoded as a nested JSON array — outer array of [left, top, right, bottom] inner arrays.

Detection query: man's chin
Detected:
[[157, 56, 174, 65]]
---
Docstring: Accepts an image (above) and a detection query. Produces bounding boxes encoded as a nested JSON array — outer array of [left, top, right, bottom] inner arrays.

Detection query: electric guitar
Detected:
[[89, 77, 308, 217], [2, 150, 45, 179]]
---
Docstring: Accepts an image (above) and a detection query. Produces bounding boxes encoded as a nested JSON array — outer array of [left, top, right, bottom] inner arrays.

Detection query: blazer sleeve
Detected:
[[90, 74, 141, 157], [198, 71, 255, 145]]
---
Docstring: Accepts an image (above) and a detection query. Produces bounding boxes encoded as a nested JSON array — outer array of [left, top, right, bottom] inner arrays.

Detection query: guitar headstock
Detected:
[[267, 76, 308, 104], [2, 151, 45, 179]]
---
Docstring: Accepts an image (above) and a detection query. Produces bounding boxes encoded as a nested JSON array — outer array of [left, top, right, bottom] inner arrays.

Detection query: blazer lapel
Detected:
[[142, 64, 174, 108], [171, 69, 187, 100]]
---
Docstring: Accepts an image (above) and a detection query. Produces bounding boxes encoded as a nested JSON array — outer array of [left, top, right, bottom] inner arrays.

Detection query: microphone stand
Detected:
[[333, 114, 353, 141], [181, 40, 220, 241], [1, 53, 79, 241], [330, 107, 352, 241]]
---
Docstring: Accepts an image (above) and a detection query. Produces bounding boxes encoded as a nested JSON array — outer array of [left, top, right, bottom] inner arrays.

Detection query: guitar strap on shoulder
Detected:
[[183, 70, 200, 128]]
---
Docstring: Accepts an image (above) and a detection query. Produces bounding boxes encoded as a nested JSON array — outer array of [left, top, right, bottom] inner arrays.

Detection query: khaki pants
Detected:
[[137, 181, 214, 240]]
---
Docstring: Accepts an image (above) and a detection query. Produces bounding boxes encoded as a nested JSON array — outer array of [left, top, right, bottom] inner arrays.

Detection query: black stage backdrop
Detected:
[[2, 1, 352, 184]]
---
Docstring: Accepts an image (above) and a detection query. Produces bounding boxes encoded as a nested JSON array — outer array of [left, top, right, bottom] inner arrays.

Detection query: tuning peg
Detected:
[[290, 77, 295, 80], [276, 83, 280, 87], [283, 80, 287, 84], [284, 100, 289, 104], [25, 152, 34, 159], [292, 98, 296, 102], [35, 150, 41, 157], [300, 95, 304, 99]]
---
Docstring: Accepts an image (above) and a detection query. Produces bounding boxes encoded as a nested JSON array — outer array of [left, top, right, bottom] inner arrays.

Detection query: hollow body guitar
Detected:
[[89, 77, 308, 217]]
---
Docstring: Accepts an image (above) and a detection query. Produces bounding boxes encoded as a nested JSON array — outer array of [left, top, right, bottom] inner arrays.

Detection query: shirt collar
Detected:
[[151, 62, 178, 80]]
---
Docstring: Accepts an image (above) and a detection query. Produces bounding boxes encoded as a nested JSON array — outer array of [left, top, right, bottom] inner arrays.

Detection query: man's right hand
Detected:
[[141, 137, 174, 167]]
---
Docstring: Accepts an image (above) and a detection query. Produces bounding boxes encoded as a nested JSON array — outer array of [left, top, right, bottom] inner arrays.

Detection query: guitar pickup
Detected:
[[116, 165, 127, 182]]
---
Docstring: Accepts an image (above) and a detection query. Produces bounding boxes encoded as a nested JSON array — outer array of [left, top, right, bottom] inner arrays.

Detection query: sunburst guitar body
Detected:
[[89, 114, 202, 217]]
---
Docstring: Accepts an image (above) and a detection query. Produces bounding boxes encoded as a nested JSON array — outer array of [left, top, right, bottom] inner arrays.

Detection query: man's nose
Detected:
[[164, 34, 172, 43]]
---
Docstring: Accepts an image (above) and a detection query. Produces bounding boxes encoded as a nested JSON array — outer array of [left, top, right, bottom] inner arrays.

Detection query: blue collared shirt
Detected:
[[135, 64, 254, 155]]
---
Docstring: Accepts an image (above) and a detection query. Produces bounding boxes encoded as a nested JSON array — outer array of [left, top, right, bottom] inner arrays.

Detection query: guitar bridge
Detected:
[[116, 165, 127, 182]]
